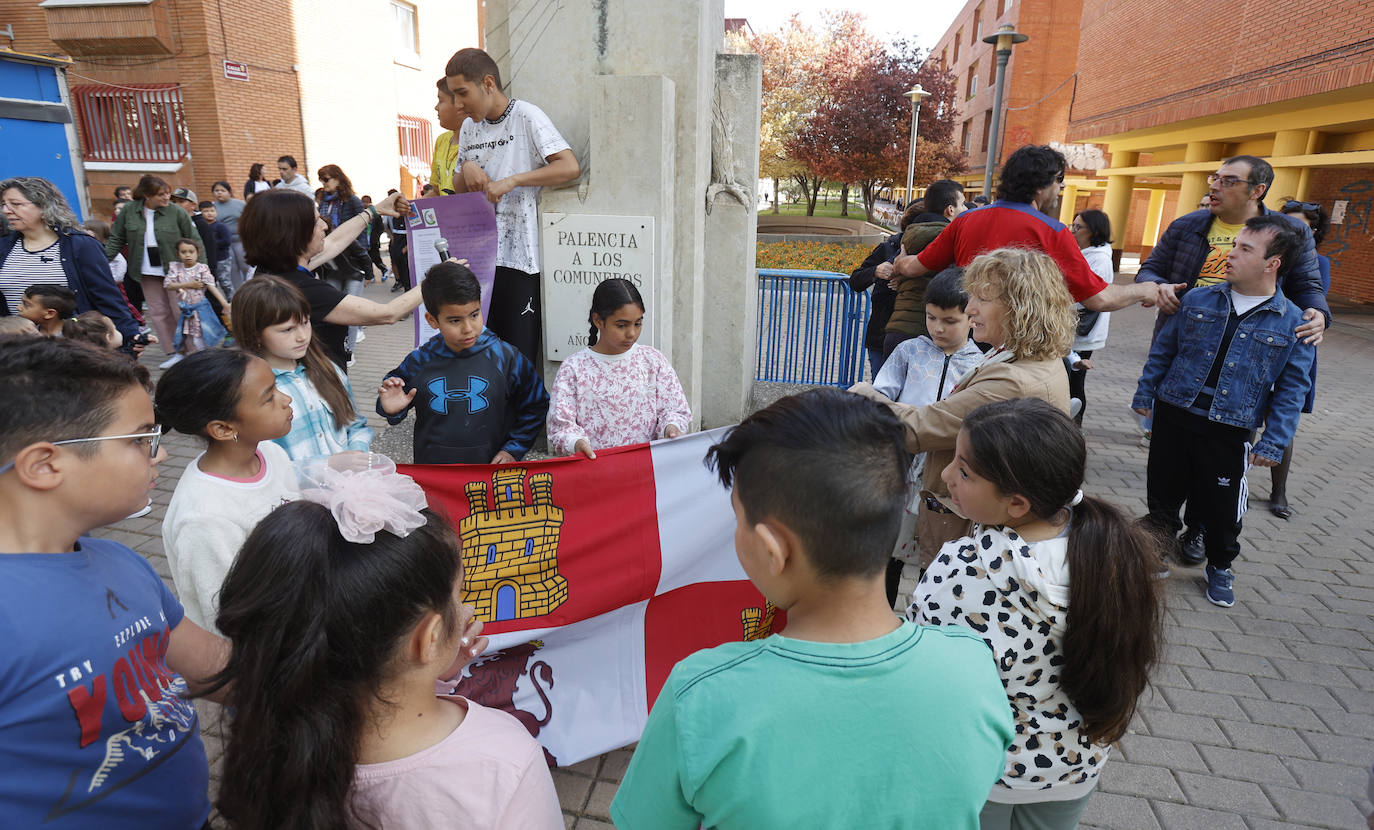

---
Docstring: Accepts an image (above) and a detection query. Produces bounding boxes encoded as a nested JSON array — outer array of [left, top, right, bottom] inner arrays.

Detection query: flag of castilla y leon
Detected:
[[399, 427, 784, 767]]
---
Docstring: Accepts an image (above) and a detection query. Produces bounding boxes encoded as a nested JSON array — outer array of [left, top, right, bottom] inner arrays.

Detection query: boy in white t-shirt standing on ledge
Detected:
[[445, 47, 580, 366]]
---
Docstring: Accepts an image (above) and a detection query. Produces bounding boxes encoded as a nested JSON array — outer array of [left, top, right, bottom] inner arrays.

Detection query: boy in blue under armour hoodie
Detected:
[[377, 261, 549, 464]]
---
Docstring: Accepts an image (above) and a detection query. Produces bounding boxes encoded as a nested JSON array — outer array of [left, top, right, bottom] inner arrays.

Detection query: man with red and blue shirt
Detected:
[[892, 145, 1181, 313]]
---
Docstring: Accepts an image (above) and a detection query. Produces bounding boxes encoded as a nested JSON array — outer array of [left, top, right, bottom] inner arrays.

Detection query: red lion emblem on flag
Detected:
[[456, 640, 558, 766]]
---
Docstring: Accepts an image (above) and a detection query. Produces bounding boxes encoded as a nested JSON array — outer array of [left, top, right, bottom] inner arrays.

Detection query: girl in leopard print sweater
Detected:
[[909, 398, 1164, 830]]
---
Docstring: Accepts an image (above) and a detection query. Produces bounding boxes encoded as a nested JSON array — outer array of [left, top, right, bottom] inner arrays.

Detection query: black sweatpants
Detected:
[[1143, 402, 1251, 570], [390, 234, 411, 289], [367, 222, 386, 276], [488, 266, 542, 365], [1066, 349, 1093, 424]]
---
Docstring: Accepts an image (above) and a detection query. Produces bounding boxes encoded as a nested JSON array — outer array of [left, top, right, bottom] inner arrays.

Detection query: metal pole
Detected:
[[982, 47, 1011, 200], [905, 98, 918, 207]]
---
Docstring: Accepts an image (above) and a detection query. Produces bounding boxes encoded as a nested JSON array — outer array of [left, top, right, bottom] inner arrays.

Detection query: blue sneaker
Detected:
[[1205, 564, 1235, 607]]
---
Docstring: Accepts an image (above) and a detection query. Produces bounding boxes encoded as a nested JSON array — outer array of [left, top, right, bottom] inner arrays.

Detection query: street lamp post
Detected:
[[981, 23, 1028, 200], [904, 84, 930, 209]]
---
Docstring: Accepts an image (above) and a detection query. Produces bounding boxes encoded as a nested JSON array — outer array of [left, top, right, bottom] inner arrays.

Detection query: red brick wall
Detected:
[[932, 0, 1085, 178], [1071, 0, 1374, 139], [1308, 167, 1374, 303]]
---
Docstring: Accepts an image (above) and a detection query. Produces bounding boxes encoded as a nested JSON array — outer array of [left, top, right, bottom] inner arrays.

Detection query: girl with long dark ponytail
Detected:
[[547, 277, 691, 458], [909, 397, 1164, 830], [205, 485, 562, 829]]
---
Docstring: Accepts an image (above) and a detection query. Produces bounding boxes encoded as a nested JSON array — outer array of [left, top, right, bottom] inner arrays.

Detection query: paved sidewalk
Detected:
[[100, 279, 1374, 829]]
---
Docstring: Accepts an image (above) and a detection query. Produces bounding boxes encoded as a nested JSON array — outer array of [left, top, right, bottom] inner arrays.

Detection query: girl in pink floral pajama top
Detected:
[[547, 279, 691, 458]]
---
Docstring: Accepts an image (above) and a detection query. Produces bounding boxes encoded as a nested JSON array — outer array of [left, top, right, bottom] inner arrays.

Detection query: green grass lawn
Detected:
[[759, 200, 895, 230], [761, 201, 867, 220]]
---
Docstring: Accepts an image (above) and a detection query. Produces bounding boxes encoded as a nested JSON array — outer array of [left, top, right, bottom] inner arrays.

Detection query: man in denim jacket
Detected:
[[1134, 215, 1314, 608], [1135, 155, 1330, 345]]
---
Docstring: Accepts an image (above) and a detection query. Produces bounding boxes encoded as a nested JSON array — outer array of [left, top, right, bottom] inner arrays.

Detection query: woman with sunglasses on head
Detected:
[[1268, 200, 1331, 519]]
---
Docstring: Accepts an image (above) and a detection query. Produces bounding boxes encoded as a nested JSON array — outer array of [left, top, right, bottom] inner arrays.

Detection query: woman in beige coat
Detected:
[[851, 247, 1076, 568]]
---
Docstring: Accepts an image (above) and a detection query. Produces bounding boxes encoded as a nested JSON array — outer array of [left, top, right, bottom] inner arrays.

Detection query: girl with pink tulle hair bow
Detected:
[[200, 455, 563, 830]]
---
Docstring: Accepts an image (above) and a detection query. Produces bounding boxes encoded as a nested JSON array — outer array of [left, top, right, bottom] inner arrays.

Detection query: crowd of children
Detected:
[[0, 41, 1330, 830]]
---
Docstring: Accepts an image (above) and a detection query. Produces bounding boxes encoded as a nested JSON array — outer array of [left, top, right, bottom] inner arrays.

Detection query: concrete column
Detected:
[[1178, 141, 1223, 219], [1295, 131, 1322, 202], [1267, 130, 1309, 205], [1103, 151, 1137, 259], [701, 53, 762, 428], [1058, 184, 1079, 224], [484, 0, 725, 421], [1141, 188, 1168, 247]]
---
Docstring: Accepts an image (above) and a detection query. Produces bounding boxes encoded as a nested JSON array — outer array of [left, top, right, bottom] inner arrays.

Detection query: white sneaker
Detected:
[[356, 330, 366, 344], [126, 499, 153, 520], [158, 354, 185, 369]]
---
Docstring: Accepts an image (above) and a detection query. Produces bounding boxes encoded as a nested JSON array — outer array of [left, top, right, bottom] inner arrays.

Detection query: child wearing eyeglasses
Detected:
[[0, 336, 227, 828], [156, 348, 300, 633]]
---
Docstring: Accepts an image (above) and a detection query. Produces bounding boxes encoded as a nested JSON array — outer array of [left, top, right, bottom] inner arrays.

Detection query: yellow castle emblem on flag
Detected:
[[460, 468, 570, 621]]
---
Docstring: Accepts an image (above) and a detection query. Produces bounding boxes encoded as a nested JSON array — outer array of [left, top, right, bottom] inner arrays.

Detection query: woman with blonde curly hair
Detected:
[[851, 246, 1075, 569]]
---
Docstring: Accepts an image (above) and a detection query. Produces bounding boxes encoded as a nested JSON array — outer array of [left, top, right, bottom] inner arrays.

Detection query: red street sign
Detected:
[[223, 61, 249, 82]]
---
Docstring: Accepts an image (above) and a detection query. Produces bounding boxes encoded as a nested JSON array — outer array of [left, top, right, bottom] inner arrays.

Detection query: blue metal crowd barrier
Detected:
[[755, 269, 871, 388]]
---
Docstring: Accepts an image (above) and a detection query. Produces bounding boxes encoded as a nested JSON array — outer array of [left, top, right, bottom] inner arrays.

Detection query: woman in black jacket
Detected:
[[316, 164, 374, 354], [0, 177, 140, 349]]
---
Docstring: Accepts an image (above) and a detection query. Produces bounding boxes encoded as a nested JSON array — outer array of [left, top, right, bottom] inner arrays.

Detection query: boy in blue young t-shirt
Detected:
[[377, 260, 549, 464], [0, 336, 227, 828], [611, 388, 1013, 830]]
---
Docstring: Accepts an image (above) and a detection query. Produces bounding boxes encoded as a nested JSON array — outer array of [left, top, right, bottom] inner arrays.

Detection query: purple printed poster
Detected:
[[406, 192, 498, 347]]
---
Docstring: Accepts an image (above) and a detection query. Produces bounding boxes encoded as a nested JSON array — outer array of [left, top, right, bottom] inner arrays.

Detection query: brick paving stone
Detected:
[[583, 781, 617, 820], [1160, 643, 1208, 668], [1150, 801, 1250, 830], [1173, 771, 1277, 818], [1283, 758, 1373, 798], [1118, 735, 1209, 773], [1301, 731, 1374, 766], [552, 767, 593, 814], [1179, 667, 1266, 699], [1235, 698, 1328, 732], [1151, 662, 1191, 690], [1215, 721, 1316, 760], [1199, 650, 1283, 679], [1269, 656, 1359, 688], [1096, 761, 1186, 802], [599, 748, 633, 782], [1329, 685, 1374, 714], [1264, 786, 1370, 829], [1078, 792, 1162, 830], [1195, 745, 1299, 787], [1135, 710, 1229, 747], [1157, 687, 1250, 721], [1214, 631, 1298, 659], [573, 820, 615, 830], [1252, 677, 1345, 711]]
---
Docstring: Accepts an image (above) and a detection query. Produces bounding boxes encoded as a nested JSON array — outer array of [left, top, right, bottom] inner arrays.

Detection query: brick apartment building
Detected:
[[928, 0, 1085, 201], [1069, 0, 1374, 303], [1, 0, 478, 220]]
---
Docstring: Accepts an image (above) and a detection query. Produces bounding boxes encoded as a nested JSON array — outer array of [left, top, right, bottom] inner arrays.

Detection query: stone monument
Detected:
[[484, 0, 762, 428]]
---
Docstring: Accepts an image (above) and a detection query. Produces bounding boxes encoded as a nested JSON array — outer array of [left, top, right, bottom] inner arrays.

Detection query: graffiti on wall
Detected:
[[1324, 179, 1371, 271]]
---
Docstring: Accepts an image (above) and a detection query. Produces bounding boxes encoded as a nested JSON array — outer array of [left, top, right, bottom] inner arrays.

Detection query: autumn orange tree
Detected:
[[748, 15, 964, 220]]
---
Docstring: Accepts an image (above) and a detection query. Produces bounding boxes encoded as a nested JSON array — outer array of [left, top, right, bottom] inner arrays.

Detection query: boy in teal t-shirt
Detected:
[[611, 388, 1013, 830]]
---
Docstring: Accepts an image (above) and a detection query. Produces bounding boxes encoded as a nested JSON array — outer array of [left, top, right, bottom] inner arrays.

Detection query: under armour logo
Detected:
[[429, 376, 489, 414], [1218, 477, 1231, 487], [521, 299, 535, 316]]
